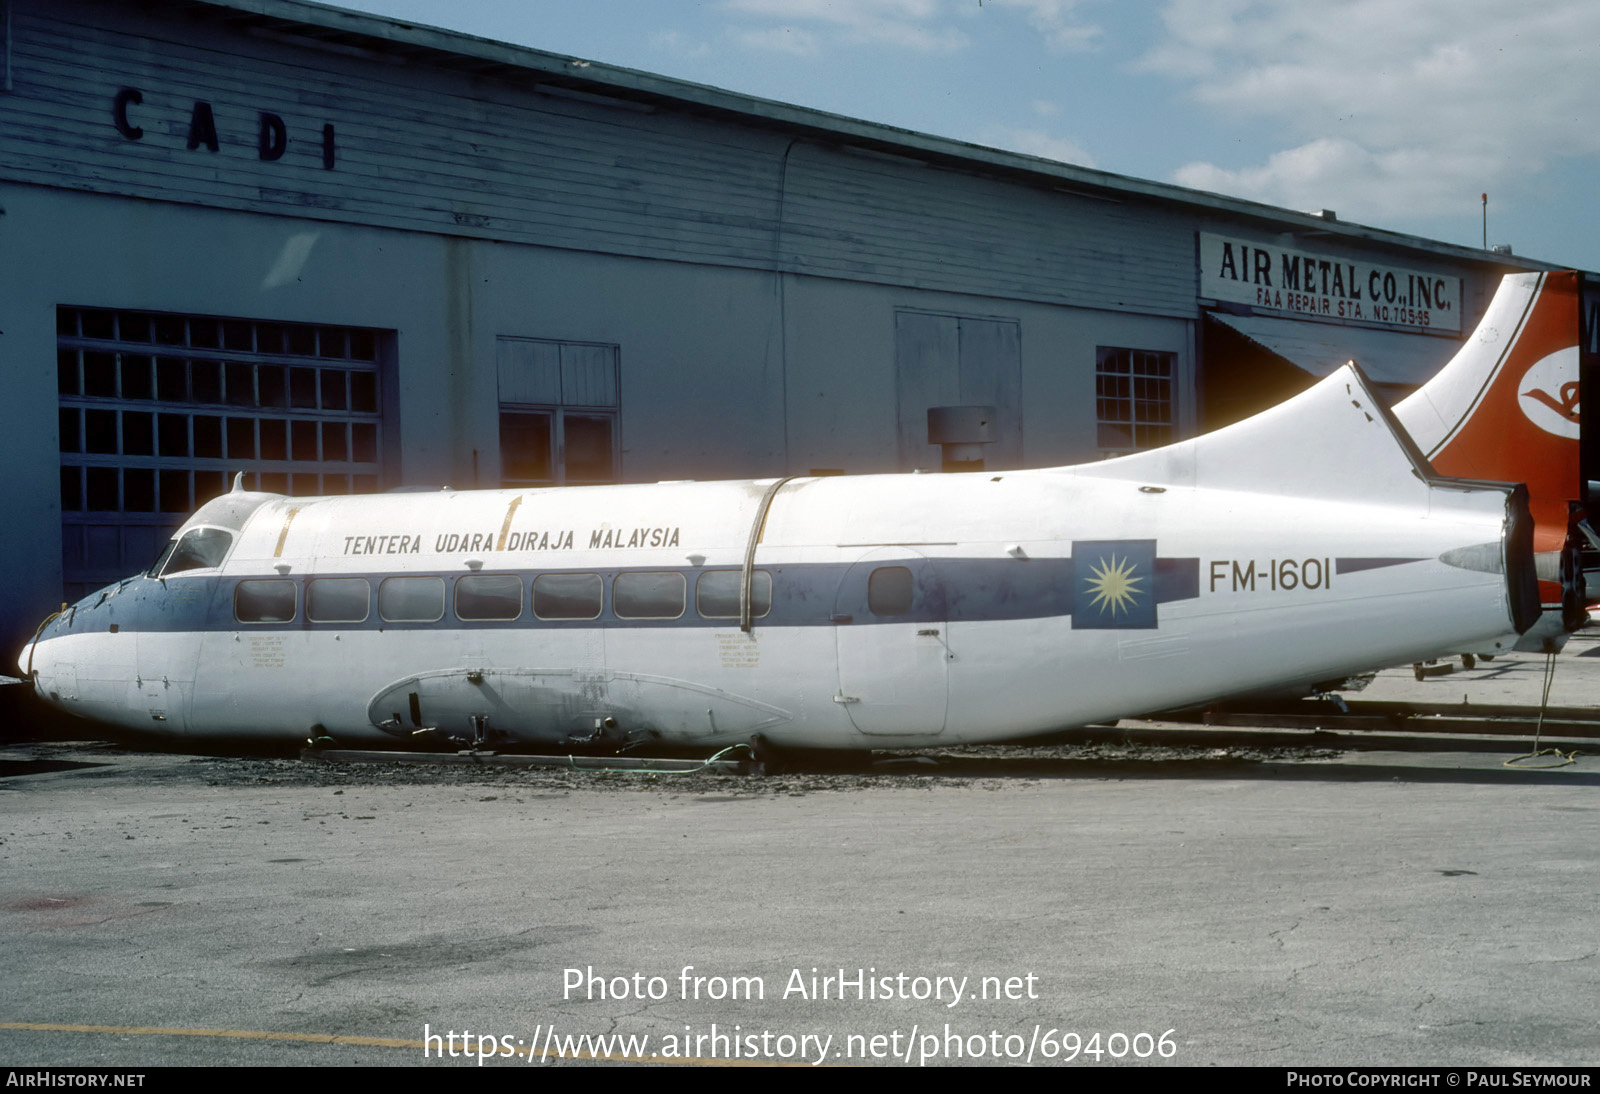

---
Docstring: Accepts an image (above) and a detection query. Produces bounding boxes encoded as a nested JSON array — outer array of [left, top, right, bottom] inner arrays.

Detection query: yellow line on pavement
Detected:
[[0, 1022, 798, 1066]]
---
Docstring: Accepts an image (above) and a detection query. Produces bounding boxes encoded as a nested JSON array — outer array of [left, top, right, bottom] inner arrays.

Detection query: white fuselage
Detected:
[[22, 462, 1523, 750]]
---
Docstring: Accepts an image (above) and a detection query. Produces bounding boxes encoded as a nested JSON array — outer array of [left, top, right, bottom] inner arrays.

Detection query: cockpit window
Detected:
[[146, 540, 176, 578], [155, 527, 234, 577]]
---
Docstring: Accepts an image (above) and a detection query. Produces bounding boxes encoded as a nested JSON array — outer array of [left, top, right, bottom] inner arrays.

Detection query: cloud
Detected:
[[979, 0, 1101, 53], [722, 0, 969, 53], [715, 0, 1100, 59], [729, 25, 821, 55], [993, 128, 1097, 167], [1143, 0, 1600, 220], [1173, 138, 1479, 219], [650, 29, 713, 60]]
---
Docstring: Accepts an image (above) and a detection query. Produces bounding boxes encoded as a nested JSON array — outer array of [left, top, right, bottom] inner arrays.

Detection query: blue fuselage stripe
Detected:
[[52, 557, 1205, 637]]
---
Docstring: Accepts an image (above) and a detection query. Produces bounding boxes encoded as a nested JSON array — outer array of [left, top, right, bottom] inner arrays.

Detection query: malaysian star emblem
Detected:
[[1086, 553, 1144, 617], [1072, 539, 1158, 629]]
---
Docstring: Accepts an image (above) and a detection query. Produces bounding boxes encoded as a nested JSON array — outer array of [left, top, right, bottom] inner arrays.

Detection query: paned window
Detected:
[[497, 337, 619, 486], [57, 307, 387, 599], [1096, 347, 1175, 450]]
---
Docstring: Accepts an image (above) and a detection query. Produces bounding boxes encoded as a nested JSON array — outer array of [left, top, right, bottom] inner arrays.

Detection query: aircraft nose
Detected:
[[19, 630, 65, 703], [19, 637, 47, 691]]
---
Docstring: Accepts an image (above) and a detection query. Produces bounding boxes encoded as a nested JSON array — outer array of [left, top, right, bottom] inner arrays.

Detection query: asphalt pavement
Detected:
[[1, 641, 1597, 1068]]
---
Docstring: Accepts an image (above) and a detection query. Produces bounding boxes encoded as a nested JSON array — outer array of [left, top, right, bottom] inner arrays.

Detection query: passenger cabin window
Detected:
[[307, 577, 370, 623], [235, 578, 296, 623], [455, 574, 522, 621], [154, 527, 233, 577], [532, 573, 602, 620], [696, 570, 772, 619], [614, 571, 685, 620], [868, 566, 914, 616], [379, 576, 445, 623]]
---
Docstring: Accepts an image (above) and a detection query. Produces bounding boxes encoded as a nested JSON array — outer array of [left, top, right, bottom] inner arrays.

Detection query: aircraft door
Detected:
[[833, 549, 949, 735], [133, 582, 200, 734]]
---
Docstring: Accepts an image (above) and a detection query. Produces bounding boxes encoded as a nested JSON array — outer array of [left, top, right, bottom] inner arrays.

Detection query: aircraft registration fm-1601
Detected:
[[22, 362, 1541, 753]]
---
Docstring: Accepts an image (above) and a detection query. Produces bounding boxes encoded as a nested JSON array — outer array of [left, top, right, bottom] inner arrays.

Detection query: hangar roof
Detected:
[[177, 0, 1565, 275], [1207, 313, 1462, 387]]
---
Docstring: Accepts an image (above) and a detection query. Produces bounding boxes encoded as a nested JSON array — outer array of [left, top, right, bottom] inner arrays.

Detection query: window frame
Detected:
[[378, 575, 446, 623], [496, 337, 620, 487], [531, 572, 604, 621], [867, 566, 915, 617], [1095, 346, 1176, 452], [234, 578, 298, 624], [613, 570, 687, 620], [152, 525, 234, 578], [56, 305, 388, 604], [307, 576, 371, 624], [454, 573, 524, 622], [695, 570, 773, 620]]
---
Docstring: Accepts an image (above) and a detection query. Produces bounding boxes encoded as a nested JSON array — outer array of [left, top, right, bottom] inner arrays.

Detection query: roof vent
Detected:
[[1305, 209, 1337, 221]]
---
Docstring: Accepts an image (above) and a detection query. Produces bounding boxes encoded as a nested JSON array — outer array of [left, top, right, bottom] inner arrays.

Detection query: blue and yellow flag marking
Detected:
[[1072, 539, 1158, 629]]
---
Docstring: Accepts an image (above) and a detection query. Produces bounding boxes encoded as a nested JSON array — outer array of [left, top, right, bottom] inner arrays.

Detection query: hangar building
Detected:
[[0, 0, 1589, 656]]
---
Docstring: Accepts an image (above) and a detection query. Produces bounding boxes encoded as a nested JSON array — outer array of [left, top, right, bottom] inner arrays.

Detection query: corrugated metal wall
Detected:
[[0, 0, 1199, 317]]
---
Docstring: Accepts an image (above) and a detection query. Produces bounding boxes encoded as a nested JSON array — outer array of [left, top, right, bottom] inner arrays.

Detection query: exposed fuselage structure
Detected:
[[22, 365, 1537, 750]]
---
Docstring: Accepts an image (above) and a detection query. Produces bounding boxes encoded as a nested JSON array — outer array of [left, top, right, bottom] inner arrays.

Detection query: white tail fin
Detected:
[[1076, 362, 1436, 506]]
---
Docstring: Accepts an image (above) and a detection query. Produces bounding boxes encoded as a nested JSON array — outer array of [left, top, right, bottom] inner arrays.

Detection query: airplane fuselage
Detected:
[[23, 459, 1526, 750]]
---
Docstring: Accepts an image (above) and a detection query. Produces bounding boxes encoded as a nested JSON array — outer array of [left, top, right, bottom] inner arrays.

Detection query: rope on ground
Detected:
[[1504, 649, 1580, 769]]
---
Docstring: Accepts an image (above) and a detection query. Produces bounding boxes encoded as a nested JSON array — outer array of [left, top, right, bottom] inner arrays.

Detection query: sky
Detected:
[[330, 0, 1600, 271]]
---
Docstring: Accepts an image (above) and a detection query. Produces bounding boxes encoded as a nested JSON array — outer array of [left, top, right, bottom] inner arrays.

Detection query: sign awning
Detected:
[[1206, 312, 1461, 387]]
